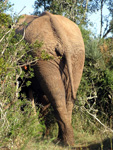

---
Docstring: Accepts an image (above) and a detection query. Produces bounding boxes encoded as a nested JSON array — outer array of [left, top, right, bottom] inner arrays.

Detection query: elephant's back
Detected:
[[16, 12, 85, 63], [17, 12, 84, 53], [25, 12, 84, 48]]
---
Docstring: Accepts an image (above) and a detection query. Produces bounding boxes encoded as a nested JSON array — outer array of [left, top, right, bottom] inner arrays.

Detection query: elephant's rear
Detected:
[[16, 11, 85, 146], [39, 12, 85, 99], [46, 12, 85, 99], [16, 11, 85, 100]]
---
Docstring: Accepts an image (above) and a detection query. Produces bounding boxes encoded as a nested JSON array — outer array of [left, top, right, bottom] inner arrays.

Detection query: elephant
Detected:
[[16, 11, 85, 146]]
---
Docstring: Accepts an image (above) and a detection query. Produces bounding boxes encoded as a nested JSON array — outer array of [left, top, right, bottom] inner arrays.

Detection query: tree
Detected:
[[33, 0, 52, 15], [103, 0, 113, 38], [33, 0, 113, 38], [100, 0, 113, 38], [0, 0, 11, 12], [88, 0, 113, 38], [0, 2, 44, 149], [33, 0, 91, 25]]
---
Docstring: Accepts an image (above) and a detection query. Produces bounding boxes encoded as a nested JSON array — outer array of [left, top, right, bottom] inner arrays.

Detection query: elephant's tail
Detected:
[[65, 51, 75, 100], [48, 13, 76, 99]]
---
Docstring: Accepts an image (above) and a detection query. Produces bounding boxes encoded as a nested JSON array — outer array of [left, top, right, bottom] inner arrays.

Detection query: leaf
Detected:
[[26, 81, 31, 87]]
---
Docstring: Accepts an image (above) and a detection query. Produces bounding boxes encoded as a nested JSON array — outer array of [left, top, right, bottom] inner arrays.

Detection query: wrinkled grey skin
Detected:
[[16, 11, 85, 146]]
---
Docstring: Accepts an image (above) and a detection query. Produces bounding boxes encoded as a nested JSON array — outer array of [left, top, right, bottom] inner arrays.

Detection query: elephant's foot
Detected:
[[57, 137, 75, 147], [63, 134, 75, 147], [58, 124, 75, 146]]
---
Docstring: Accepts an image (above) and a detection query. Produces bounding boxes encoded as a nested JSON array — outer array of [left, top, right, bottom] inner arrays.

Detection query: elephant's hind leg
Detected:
[[36, 61, 75, 146]]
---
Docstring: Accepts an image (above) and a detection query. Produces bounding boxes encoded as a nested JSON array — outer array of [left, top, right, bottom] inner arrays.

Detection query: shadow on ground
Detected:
[[1, 137, 112, 150], [73, 137, 113, 150]]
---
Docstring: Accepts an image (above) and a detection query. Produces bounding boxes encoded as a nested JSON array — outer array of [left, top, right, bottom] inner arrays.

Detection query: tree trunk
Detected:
[[83, 0, 89, 19], [44, 0, 46, 11], [100, 0, 104, 38]]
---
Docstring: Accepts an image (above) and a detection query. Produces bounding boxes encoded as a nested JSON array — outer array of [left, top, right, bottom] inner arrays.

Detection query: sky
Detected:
[[9, 0, 35, 15], [8, 0, 112, 37]]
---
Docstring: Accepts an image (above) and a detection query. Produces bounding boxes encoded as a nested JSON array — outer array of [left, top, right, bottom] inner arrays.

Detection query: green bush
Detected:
[[77, 37, 113, 126], [0, 10, 45, 149], [0, 2, 112, 149]]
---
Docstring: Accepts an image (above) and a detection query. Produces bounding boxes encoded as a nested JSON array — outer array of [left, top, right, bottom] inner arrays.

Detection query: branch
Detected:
[[103, 14, 111, 36], [103, 28, 112, 38], [19, 58, 39, 67], [7, 58, 39, 70], [0, 102, 10, 130], [17, 6, 26, 15], [3, 0, 8, 4], [3, 100, 17, 110], [0, 25, 15, 43], [14, 28, 25, 46], [0, 6, 26, 46], [83, 0, 89, 19], [82, 106, 113, 133], [100, 0, 104, 38]]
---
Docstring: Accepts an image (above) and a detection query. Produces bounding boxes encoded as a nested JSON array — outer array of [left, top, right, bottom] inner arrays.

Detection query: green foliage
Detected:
[[0, 99, 45, 149], [79, 26, 92, 45], [0, 1, 113, 149], [77, 37, 113, 125], [30, 40, 43, 49], [0, 1, 12, 27], [33, 0, 90, 25], [41, 50, 54, 60], [0, 0, 12, 13], [26, 80, 32, 87], [0, 5, 45, 149], [34, 0, 52, 15], [0, 13, 12, 27], [33, 0, 113, 37]]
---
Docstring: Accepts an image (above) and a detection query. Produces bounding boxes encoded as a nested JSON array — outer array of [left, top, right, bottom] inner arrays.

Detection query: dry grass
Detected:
[[21, 133, 113, 150], [15, 110, 113, 150]]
